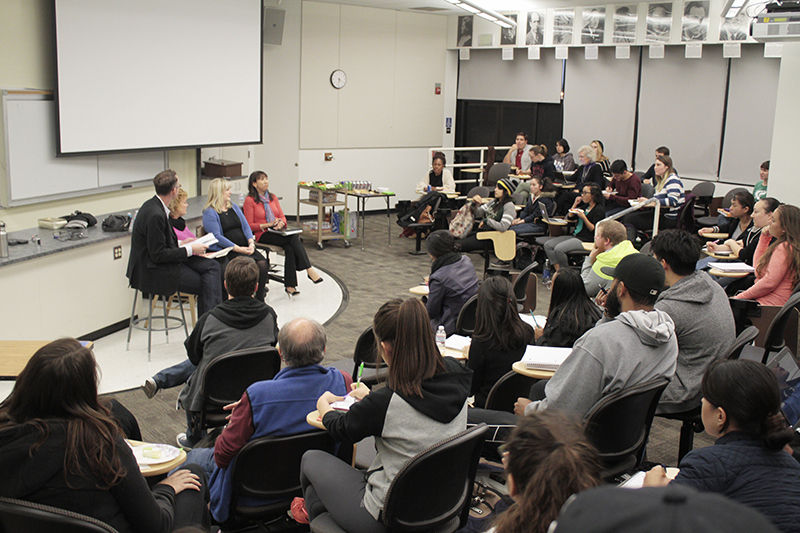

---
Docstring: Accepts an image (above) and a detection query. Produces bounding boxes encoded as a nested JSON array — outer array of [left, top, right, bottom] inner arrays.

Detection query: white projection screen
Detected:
[[54, 0, 262, 154]]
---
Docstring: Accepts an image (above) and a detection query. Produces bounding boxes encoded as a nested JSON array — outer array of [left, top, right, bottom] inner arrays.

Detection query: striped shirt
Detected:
[[481, 200, 516, 232], [654, 173, 685, 217]]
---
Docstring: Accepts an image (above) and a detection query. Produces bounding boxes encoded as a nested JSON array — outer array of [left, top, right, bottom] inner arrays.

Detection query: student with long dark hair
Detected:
[[0, 339, 209, 532], [300, 299, 471, 532], [468, 277, 535, 408], [242, 170, 323, 297], [552, 138, 576, 172], [543, 184, 606, 271], [459, 178, 517, 253], [536, 268, 602, 347], [645, 359, 800, 532], [491, 412, 602, 533]]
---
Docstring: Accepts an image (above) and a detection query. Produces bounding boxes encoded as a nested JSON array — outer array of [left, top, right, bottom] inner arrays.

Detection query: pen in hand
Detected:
[[530, 311, 539, 328], [355, 362, 364, 389]]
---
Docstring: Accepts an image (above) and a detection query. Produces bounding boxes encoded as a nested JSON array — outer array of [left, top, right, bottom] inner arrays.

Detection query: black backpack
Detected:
[[61, 210, 98, 227], [101, 214, 131, 232]]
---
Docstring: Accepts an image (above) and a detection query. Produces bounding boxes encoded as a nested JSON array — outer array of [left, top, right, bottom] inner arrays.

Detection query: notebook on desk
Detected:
[[520, 346, 572, 371]]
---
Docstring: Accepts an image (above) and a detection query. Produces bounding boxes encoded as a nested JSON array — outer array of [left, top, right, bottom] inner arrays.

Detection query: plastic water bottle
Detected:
[[542, 260, 552, 286], [436, 325, 446, 353]]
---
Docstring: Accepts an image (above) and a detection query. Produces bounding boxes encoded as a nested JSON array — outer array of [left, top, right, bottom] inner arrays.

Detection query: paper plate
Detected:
[[131, 443, 181, 465]]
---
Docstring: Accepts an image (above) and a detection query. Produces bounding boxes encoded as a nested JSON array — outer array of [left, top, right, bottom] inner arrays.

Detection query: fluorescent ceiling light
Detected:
[[721, 0, 748, 18], [476, 12, 497, 22], [459, 4, 480, 14], [450, 0, 518, 29]]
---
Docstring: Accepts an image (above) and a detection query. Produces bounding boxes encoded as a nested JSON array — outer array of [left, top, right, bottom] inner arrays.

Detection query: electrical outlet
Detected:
[[113, 245, 123, 260]]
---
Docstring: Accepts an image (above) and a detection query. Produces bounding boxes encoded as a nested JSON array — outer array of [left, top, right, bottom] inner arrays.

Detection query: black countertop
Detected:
[[0, 196, 206, 268]]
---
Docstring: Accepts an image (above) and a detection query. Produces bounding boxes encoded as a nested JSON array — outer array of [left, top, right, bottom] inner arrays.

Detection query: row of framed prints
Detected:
[[457, 3, 752, 48]]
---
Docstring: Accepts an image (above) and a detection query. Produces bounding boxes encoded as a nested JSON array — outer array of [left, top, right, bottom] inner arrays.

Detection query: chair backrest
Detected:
[[583, 377, 669, 471], [722, 187, 748, 208], [198, 346, 281, 429], [761, 292, 800, 364], [0, 497, 117, 533], [466, 186, 491, 199], [382, 424, 488, 532], [352, 326, 386, 375], [675, 193, 696, 233], [726, 325, 760, 360], [231, 430, 336, 505], [485, 163, 511, 187], [641, 182, 655, 198], [485, 371, 537, 413], [691, 182, 715, 200], [455, 294, 479, 336], [512, 262, 538, 313]]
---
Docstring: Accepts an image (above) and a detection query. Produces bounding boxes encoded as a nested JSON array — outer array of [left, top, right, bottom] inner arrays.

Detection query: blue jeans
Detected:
[[178, 447, 217, 479], [511, 222, 546, 236], [154, 359, 196, 389]]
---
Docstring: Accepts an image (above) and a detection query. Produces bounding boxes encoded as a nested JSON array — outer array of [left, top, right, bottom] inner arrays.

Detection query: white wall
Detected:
[[768, 42, 800, 206]]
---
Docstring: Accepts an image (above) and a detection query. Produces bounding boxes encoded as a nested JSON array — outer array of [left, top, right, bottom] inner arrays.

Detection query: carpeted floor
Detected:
[[107, 213, 713, 467]]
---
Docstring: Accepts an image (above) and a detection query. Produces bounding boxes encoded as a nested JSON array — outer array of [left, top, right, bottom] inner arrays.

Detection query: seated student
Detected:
[[421, 152, 455, 193], [169, 187, 196, 244], [552, 138, 576, 172], [458, 179, 517, 253], [182, 318, 351, 524], [468, 277, 535, 408], [127, 169, 221, 317], [699, 190, 754, 241], [145, 257, 279, 448], [556, 146, 604, 214], [489, 412, 601, 533], [424, 230, 479, 336], [624, 154, 684, 242], [0, 339, 210, 532], [734, 204, 800, 307], [640, 145, 671, 184], [300, 298, 471, 532], [468, 255, 677, 432], [503, 132, 533, 172], [581, 219, 637, 297], [510, 176, 553, 236], [536, 268, 602, 348], [591, 139, 611, 179], [754, 160, 769, 201], [650, 230, 736, 414], [644, 359, 800, 533], [203, 178, 270, 300], [604, 159, 642, 216], [525, 145, 555, 183], [542, 184, 606, 271]]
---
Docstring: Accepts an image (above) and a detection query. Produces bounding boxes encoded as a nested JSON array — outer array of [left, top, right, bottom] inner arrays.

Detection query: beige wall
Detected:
[[0, 0, 197, 232]]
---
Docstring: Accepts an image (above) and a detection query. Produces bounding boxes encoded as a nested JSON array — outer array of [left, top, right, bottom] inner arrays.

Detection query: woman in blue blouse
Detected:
[[202, 178, 268, 301]]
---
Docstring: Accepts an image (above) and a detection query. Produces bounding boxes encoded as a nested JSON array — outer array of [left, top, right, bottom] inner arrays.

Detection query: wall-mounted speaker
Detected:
[[263, 7, 285, 46]]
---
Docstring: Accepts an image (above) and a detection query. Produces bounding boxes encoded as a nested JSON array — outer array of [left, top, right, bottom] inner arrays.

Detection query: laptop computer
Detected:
[[538, 201, 568, 225]]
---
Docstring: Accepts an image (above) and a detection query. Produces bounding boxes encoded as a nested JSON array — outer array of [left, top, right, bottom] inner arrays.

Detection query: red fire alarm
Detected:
[[434, 83, 441, 95]]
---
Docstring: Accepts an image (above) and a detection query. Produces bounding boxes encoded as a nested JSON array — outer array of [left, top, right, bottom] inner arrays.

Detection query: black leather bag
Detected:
[[61, 210, 98, 227], [101, 214, 131, 232]]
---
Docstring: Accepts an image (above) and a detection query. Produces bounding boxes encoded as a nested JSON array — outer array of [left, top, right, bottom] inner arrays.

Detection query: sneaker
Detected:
[[142, 378, 158, 399], [176, 433, 193, 450]]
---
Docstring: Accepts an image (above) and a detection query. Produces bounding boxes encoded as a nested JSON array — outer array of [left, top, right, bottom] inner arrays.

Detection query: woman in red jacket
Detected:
[[242, 171, 323, 297], [734, 204, 800, 306]]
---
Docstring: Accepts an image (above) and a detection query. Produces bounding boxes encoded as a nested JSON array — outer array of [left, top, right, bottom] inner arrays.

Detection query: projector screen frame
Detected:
[[52, 0, 264, 157]]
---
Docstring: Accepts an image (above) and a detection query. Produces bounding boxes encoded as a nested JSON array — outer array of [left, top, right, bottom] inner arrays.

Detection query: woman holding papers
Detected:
[[644, 359, 800, 532], [468, 277, 535, 408], [243, 170, 322, 297], [169, 188, 196, 244], [202, 179, 269, 301], [733, 204, 800, 306], [536, 269, 601, 347], [301, 298, 471, 532]]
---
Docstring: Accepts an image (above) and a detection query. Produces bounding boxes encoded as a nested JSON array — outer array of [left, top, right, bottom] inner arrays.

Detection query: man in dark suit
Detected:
[[127, 169, 222, 315]]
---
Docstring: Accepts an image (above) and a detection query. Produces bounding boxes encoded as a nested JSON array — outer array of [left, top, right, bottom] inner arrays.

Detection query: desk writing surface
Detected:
[[708, 268, 749, 278], [512, 361, 556, 380], [0, 340, 93, 379], [307, 410, 325, 430], [126, 440, 187, 477]]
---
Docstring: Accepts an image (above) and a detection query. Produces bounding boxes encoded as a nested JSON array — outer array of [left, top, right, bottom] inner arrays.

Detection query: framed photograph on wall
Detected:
[[719, 11, 751, 40], [581, 7, 606, 44], [646, 2, 672, 43], [614, 5, 638, 43], [526, 11, 544, 45], [458, 15, 473, 47], [682, 0, 709, 41], [553, 9, 575, 45], [501, 14, 518, 45]]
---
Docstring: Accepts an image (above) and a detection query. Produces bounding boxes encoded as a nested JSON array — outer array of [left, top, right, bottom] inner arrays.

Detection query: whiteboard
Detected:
[[2, 93, 166, 206]]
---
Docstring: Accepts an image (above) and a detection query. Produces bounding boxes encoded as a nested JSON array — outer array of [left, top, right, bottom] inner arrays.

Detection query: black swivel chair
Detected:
[[352, 326, 388, 387], [726, 325, 760, 360], [223, 430, 337, 531], [0, 497, 117, 533], [454, 294, 478, 337], [583, 377, 670, 480], [739, 292, 800, 364], [691, 182, 715, 218], [697, 187, 748, 228], [484, 371, 537, 413], [511, 262, 538, 313], [309, 424, 489, 533], [196, 346, 281, 432]]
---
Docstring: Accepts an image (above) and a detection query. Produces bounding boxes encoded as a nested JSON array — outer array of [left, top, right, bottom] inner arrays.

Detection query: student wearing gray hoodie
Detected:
[[650, 230, 736, 414], [519, 253, 678, 417]]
